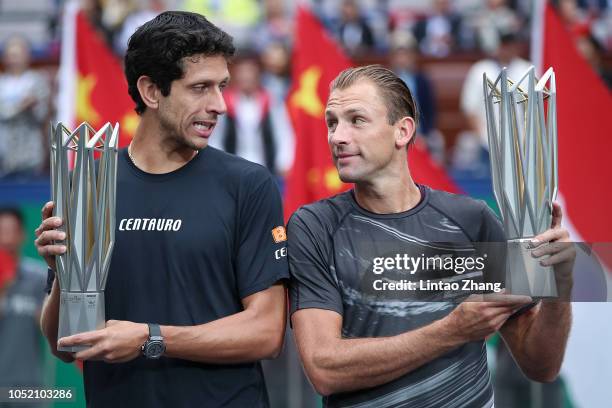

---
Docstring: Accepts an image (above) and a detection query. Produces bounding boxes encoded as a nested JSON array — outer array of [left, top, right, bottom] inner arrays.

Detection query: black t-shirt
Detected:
[[50, 147, 289, 407], [287, 186, 507, 408]]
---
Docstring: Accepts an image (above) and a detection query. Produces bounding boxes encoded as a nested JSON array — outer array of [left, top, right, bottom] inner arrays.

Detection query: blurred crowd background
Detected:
[[0, 0, 610, 182], [0, 0, 611, 407]]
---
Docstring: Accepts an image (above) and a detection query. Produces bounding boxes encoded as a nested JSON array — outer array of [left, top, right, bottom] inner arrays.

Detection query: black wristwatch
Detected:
[[141, 323, 165, 359]]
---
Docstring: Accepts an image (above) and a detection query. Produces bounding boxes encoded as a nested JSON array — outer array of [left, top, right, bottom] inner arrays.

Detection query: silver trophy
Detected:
[[51, 122, 118, 351], [483, 66, 558, 297]]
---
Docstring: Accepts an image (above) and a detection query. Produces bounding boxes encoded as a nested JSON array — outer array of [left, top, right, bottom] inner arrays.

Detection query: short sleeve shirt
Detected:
[[288, 186, 506, 408]]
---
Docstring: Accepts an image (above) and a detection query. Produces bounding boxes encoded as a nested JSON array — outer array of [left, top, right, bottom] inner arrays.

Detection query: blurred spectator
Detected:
[[389, 31, 444, 162], [310, 0, 345, 30], [0, 207, 47, 396], [576, 33, 612, 89], [253, 0, 294, 52], [335, 0, 375, 56], [81, 0, 114, 46], [413, 0, 468, 57], [114, 0, 165, 56], [102, 0, 139, 41], [182, 0, 261, 48], [472, 0, 522, 54], [0, 36, 50, 180], [456, 32, 530, 172], [261, 42, 291, 103], [211, 57, 294, 177], [557, 0, 593, 38], [387, 0, 424, 33], [260, 43, 295, 179], [589, 6, 612, 51], [555, 0, 612, 51], [359, 0, 392, 52]]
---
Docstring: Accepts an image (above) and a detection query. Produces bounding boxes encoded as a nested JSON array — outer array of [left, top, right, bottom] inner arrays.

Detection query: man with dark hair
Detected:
[[36, 11, 288, 407], [288, 65, 575, 407]]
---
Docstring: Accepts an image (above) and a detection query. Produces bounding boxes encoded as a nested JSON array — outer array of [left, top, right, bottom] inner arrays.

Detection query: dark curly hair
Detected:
[[124, 11, 235, 115]]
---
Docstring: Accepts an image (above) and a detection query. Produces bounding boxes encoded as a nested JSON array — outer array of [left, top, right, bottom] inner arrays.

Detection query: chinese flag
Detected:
[[540, 4, 612, 244], [284, 6, 352, 219], [71, 10, 138, 146], [284, 7, 458, 219]]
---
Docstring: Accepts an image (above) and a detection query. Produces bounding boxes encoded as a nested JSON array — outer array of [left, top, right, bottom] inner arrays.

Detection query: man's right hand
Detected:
[[34, 201, 66, 271], [444, 293, 533, 343]]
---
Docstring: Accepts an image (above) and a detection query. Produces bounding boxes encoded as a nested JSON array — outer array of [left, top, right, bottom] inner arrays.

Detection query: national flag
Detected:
[[58, 1, 138, 145], [531, 2, 612, 407], [284, 6, 459, 219], [283, 6, 352, 219]]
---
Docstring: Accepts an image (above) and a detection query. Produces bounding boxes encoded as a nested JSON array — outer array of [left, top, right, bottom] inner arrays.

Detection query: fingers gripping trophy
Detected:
[[483, 66, 558, 297], [50, 122, 119, 352]]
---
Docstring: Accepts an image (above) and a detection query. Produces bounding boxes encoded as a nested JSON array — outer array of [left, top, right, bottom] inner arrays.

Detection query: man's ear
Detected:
[[136, 76, 161, 110], [395, 116, 416, 149]]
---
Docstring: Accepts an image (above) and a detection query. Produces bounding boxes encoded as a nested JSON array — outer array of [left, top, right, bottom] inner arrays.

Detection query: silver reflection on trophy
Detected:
[[483, 66, 558, 297], [51, 122, 118, 351]]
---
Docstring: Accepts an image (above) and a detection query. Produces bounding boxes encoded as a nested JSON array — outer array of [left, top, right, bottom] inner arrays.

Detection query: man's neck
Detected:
[[129, 115, 199, 174], [353, 163, 421, 214]]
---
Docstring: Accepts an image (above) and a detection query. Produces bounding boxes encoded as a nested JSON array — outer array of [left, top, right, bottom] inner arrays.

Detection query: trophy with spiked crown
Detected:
[[50, 122, 118, 351], [483, 66, 558, 297]]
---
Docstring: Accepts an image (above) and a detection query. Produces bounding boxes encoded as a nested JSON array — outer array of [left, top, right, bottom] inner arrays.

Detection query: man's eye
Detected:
[[352, 117, 365, 125], [327, 120, 337, 130], [193, 86, 206, 92]]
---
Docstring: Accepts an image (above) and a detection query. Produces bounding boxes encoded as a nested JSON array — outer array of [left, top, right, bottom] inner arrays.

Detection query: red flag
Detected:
[[284, 7, 352, 219], [533, 5, 612, 405], [284, 7, 459, 219], [541, 4, 612, 245], [60, 7, 139, 146], [409, 139, 459, 194]]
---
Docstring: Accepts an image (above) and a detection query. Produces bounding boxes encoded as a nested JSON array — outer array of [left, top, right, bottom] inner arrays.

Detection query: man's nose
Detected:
[[207, 88, 227, 115], [329, 121, 351, 146]]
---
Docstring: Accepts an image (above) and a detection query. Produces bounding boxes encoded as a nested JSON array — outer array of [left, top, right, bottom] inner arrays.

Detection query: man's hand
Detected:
[[444, 293, 533, 343], [34, 201, 66, 271], [529, 202, 576, 298], [58, 320, 149, 363]]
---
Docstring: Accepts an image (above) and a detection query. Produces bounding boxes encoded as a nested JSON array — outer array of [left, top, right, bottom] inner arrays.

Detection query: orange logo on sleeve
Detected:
[[271, 226, 287, 243]]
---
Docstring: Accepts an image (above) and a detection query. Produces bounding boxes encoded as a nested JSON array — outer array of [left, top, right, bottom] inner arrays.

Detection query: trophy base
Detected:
[[58, 291, 105, 352], [506, 239, 558, 298]]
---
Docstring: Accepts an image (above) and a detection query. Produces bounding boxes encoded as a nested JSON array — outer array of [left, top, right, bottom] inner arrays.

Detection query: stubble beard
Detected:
[[158, 110, 202, 152]]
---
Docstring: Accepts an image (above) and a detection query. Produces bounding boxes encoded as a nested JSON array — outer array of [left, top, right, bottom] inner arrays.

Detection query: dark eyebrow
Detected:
[[324, 109, 336, 118], [189, 76, 230, 87]]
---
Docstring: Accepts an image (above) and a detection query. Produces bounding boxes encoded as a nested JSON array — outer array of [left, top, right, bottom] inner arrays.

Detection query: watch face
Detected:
[[145, 340, 165, 359]]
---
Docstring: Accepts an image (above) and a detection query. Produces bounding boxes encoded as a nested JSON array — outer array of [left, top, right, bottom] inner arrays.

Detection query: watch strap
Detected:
[[148, 323, 162, 338]]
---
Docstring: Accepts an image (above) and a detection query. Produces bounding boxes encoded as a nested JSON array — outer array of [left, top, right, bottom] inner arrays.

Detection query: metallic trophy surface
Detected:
[[51, 122, 118, 351], [483, 66, 558, 297]]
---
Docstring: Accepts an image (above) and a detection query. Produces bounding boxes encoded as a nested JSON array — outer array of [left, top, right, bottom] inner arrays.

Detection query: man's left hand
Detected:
[[58, 320, 149, 363]]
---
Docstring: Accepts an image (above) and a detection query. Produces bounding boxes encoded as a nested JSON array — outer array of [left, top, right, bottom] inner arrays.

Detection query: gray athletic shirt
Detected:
[[287, 185, 507, 408]]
